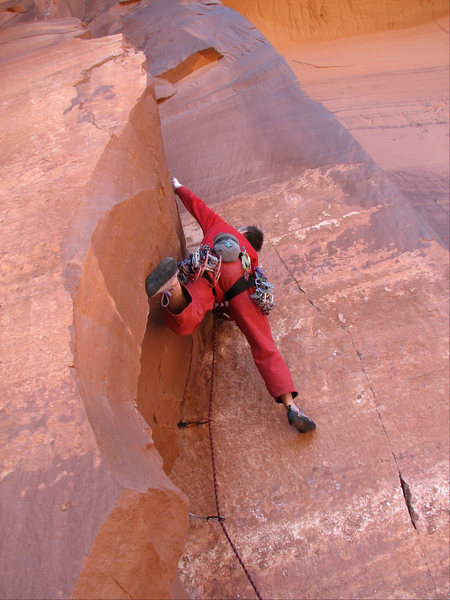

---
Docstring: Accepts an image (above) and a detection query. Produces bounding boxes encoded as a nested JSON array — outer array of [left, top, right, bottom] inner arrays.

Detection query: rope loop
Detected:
[[161, 290, 171, 307]]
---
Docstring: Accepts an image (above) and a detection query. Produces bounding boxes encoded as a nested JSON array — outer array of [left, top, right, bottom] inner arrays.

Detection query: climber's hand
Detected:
[[172, 177, 182, 190]]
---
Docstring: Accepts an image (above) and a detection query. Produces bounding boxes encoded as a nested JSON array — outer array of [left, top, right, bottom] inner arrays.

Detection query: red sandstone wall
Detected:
[[0, 24, 190, 599], [0, 1, 448, 599], [222, 0, 449, 48]]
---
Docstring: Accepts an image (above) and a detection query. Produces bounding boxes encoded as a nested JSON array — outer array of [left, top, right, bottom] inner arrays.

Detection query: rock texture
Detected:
[[0, 25, 189, 599], [222, 0, 449, 48], [283, 18, 450, 249], [0, 1, 448, 599], [174, 184, 449, 599], [99, 2, 446, 598]]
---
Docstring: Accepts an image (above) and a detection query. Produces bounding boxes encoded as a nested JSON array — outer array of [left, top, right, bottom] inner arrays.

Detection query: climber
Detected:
[[145, 178, 316, 433]]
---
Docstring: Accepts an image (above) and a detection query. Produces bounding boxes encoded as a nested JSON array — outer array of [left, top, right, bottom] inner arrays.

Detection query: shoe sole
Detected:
[[287, 409, 316, 433], [145, 257, 178, 298]]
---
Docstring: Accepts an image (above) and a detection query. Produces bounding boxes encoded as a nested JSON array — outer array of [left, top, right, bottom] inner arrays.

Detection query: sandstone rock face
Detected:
[[283, 18, 450, 250], [1, 1, 448, 599], [91, 2, 446, 598], [222, 0, 449, 47], [0, 26, 189, 599], [0, 18, 89, 56]]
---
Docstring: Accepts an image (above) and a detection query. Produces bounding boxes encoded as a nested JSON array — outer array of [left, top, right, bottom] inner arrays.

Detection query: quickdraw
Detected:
[[177, 244, 222, 287], [250, 266, 275, 315]]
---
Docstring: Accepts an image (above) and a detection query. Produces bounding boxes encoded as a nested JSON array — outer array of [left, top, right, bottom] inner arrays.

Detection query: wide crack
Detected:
[[399, 474, 419, 530]]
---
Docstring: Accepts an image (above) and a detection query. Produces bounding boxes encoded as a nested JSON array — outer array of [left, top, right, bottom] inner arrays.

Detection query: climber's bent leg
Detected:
[[164, 276, 215, 335], [229, 291, 297, 400], [229, 292, 315, 432]]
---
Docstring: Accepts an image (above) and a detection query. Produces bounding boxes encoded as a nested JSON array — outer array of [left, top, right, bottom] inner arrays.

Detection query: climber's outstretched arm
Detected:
[[172, 177, 225, 234]]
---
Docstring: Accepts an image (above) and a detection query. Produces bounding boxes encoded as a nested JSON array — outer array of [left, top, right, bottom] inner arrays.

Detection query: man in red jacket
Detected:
[[146, 178, 315, 433]]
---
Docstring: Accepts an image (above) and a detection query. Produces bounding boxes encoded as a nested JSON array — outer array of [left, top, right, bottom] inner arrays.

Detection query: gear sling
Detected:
[[184, 232, 275, 314]]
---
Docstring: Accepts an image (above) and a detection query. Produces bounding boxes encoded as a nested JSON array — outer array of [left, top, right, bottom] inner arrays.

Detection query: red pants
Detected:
[[164, 274, 297, 402]]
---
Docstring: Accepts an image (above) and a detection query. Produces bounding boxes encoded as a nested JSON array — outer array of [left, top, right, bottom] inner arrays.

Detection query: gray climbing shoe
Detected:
[[287, 405, 316, 433], [145, 257, 178, 298]]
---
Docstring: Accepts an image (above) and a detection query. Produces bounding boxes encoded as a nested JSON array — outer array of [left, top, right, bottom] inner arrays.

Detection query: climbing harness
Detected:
[[223, 273, 255, 302], [225, 265, 274, 315], [206, 313, 263, 600]]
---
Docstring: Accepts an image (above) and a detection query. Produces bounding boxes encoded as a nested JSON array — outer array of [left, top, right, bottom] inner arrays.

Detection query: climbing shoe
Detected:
[[145, 257, 178, 299], [287, 405, 316, 433]]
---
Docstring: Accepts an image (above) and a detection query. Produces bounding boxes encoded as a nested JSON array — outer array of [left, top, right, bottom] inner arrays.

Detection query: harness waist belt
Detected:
[[225, 275, 255, 302]]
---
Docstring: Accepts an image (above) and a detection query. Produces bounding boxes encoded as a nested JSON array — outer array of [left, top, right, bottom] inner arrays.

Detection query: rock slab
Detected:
[[0, 25, 189, 599]]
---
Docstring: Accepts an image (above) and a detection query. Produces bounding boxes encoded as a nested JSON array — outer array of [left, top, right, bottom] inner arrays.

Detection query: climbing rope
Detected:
[[207, 312, 263, 600]]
